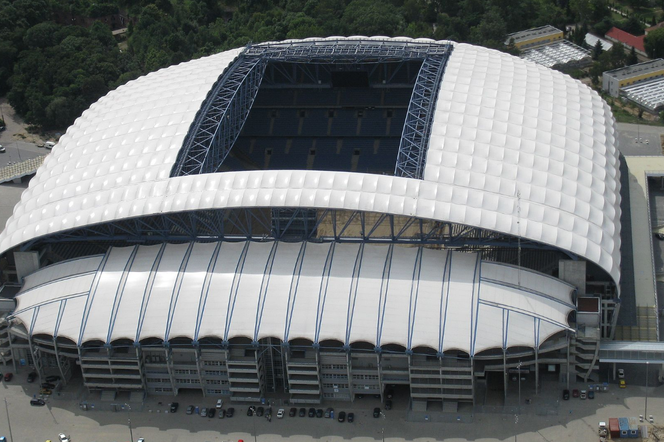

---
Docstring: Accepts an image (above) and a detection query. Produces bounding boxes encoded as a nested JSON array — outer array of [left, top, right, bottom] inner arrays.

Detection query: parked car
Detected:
[[170, 402, 179, 413], [580, 390, 587, 400], [618, 368, 625, 379], [30, 398, 45, 406], [373, 407, 381, 418], [325, 408, 333, 418], [338, 411, 346, 422], [216, 399, 223, 409], [620, 379, 626, 388], [562, 389, 570, 400], [200, 407, 208, 417], [41, 383, 55, 389], [572, 389, 579, 398], [308, 407, 315, 417], [186, 405, 194, 415], [3, 373, 12, 382], [277, 408, 285, 419], [316, 408, 323, 418], [347, 412, 354, 423], [194, 406, 199, 415], [247, 406, 255, 417], [40, 388, 52, 396], [256, 406, 264, 417], [137, 439, 145, 442], [0, 145, 5, 153], [58, 434, 70, 442], [226, 407, 235, 418], [299, 408, 306, 417], [27, 372, 37, 383], [588, 390, 595, 400], [207, 408, 216, 418], [289, 407, 297, 417], [45, 375, 60, 382], [218, 409, 226, 419], [44, 141, 56, 150], [385, 400, 392, 410]]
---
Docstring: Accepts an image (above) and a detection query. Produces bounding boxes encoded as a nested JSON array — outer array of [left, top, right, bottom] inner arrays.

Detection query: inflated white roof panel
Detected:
[[0, 38, 620, 286], [12, 243, 575, 353]]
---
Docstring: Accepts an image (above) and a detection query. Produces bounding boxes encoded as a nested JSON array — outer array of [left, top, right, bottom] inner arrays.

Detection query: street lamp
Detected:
[[124, 403, 134, 442], [645, 362, 649, 418], [4, 398, 14, 442]]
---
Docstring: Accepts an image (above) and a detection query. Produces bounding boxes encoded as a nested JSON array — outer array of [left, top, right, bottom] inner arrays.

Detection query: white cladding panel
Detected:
[[0, 38, 621, 288], [12, 243, 574, 353]]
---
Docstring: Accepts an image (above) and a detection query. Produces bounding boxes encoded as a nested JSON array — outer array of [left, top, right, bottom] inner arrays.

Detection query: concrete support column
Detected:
[[53, 340, 66, 387], [164, 347, 176, 395], [566, 333, 571, 389], [346, 352, 354, 401], [535, 347, 539, 395]]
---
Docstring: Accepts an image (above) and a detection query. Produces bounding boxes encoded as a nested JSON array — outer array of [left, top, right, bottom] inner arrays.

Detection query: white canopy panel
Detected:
[[0, 37, 620, 286], [12, 243, 574, 354]]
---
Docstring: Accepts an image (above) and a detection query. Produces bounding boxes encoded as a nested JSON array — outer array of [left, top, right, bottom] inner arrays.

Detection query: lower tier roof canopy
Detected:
[[12, 241, 575, 355]]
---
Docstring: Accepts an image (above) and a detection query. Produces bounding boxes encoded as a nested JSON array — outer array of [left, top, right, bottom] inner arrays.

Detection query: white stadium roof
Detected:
[[0, 37, 621, 286], [11, 242, 575, 353]]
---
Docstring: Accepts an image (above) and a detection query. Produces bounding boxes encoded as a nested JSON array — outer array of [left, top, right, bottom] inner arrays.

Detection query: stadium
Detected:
[[0, 37, 620, 410]]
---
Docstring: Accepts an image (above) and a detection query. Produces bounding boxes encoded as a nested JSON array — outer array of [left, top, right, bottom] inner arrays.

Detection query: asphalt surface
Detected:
[[0, 366, 662, 442]]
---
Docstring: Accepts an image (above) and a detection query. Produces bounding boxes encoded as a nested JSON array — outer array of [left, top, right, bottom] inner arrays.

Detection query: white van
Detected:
[[44, 141, 56, 149]]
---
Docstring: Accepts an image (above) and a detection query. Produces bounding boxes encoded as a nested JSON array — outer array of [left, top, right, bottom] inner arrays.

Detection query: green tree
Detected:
[[593, 39, 603, 59], [645, 27, 664, 58], [469, 6, 507, 48], [341, 0, 404, 36], [626, 46, 638, 65]]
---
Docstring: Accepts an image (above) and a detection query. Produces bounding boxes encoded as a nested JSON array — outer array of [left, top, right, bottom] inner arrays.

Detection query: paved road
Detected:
[[615, 122, 663, 157], [0, 370, 662, 442]]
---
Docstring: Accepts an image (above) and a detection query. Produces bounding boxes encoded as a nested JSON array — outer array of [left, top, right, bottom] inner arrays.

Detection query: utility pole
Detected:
[[124, 403, 134, 442], [645, 362, 649, 418]]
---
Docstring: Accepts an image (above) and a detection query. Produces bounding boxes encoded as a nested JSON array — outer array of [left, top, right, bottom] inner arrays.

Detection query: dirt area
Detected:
[[0, 97, 59, 145], [646, 425, 664, 440]]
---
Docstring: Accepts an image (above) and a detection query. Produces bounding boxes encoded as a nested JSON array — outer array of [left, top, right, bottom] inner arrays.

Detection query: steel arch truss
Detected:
[[171, 55, 268, 176], [395, 52, 451, 179], [171, 39, 453, 178]]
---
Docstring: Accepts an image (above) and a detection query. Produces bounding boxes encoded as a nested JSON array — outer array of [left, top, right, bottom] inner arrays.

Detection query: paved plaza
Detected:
[[0, 369, 662, 442]]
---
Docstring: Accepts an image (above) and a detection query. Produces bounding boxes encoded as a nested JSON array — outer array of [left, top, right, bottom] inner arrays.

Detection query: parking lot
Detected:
[[0, 366, 663, 442]]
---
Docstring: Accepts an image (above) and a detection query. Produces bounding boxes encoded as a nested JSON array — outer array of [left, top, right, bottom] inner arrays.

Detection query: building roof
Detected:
[[505, 25, 562, 46], [605, 27, 645, 53], [10, 242, 575, 353], [604, 59, 664, 81], [646, 22, 664, 34], [0, 37, 622, 286], [622, 77, 664, 112], [521, 40, 591, 68], [585, 33, 613, 51]]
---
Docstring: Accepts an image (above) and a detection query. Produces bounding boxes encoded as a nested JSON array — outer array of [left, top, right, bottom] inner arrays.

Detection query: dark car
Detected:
[[562, 390, 570, 400], [588, 390, 595, 400], [3, 373, 12, 382], [170, 402, 179, 413], [347, 412, 354, 423], [256, 406, 264, 417], [338, 411, 346, 422], [30, 398, 45, 406], [316, 408, 323, 418], [218, 409, 226, 419], [385, 400, 392, 410], [247, 406, 255, 417], [226, 407, 235, 418], [45, 375, 60, 383], [308, 407, 315, 418], [572, 389, 579, 398], [289, 407, 297, 417], [27, 372, 37, 383], [186, 405, 194, 415], [373, 407, 381, 418], [208, 408, 216, 418], [41, 383, 55, 390], [299, 407, 306, 417]]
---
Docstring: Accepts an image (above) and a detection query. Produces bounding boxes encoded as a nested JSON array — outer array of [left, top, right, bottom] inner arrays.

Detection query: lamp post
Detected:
[[515, 361, 522, 442], [4, 397, 14, 442], [124, 403, 134, 442], [645, 362, 649, 418]]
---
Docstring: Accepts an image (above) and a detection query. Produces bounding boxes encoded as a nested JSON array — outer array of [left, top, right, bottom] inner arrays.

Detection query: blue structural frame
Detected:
[[19, 207, 577, 265], [171, 39, 453, 178]]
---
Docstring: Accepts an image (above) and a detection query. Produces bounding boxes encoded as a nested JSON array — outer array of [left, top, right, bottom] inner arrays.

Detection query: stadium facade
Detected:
[[0, 37, 621, 408]]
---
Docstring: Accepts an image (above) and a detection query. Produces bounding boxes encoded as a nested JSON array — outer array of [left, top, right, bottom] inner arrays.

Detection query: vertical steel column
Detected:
[[503, 349, 508, 404]]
